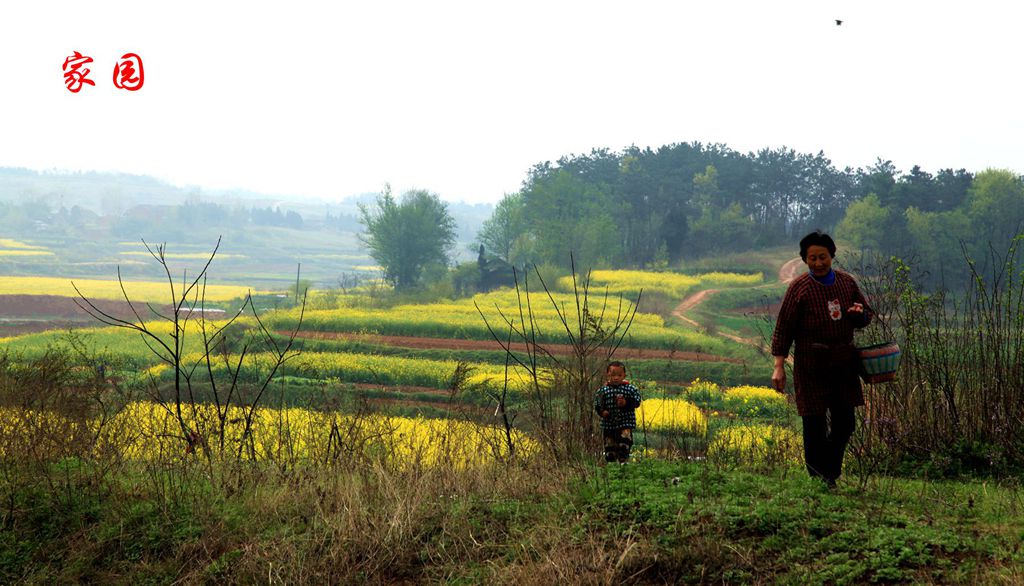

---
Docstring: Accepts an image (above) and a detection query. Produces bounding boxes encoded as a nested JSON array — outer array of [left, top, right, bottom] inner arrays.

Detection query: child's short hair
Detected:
[[606, 360, 627, 372]]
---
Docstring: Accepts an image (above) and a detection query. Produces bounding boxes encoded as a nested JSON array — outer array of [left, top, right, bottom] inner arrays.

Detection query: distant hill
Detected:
[[0, 167, 489, 237], [0, 167, 491, 286]]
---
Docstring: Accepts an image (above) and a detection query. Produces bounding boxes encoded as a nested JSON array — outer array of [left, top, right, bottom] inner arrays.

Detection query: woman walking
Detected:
[[771, 231, 871, 488]]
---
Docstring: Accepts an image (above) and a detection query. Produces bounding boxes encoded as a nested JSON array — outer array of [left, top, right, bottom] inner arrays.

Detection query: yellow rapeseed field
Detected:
[[687, 378, 720, 394], [1, 319, 248, 362], [0, 238, 48, 250], [721, 384, 792, 418], [582, 270, 701, 298], [143, 349, 541, 395], [557, 269, 763, 299], [462, 289, 664, 327], [696, 272, 765, 287], [270, 290, 720, 350], [0, 238, 53, 256], [0, 276, 253, 302], [119, 251, 247, 260], [707, 424, 802, 463], [639, 397, 707, 434], [272, 281, 733, 352], [0, 250, 54, 257], [0, 402, 536, 467], [723, 385, 786, 403]]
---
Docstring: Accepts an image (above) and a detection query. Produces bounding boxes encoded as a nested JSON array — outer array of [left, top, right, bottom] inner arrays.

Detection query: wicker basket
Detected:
[[858, 341, 901, 383]]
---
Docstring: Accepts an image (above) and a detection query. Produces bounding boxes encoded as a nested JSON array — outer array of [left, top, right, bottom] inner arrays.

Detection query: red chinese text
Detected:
[[113, 53, 145, 91], [63, 51, 96, 93]]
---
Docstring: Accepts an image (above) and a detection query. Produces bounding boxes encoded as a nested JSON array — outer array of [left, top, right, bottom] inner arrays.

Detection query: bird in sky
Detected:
[[835, 19, 843, 26]]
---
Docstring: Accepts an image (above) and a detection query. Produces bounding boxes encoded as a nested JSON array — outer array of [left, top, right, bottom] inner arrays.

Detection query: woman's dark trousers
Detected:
[[801, 405, 855, 482]]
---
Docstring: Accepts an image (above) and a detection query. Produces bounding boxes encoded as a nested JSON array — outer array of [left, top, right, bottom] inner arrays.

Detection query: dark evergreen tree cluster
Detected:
[[248, 206, 304, 229], [106, 203, 305, 240], [483, 143, 865, 268], [478, 143, 1010, 285], [836, 164, 1023, 287]]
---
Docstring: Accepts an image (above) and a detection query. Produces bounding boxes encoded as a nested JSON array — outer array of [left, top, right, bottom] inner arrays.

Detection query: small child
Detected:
[[594, 361, 642, 463]]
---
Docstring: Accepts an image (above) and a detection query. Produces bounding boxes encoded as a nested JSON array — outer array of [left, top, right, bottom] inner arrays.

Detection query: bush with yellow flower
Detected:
[[706, 424, 802, 467]]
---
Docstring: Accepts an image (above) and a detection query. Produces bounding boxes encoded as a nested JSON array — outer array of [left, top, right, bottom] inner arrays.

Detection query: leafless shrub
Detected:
[[72, 237, 305, 465], [0, 345, 123, 521], [336, 271, 364, 294], [847, 238, 1024, 475], [476, 254, 642, 464]]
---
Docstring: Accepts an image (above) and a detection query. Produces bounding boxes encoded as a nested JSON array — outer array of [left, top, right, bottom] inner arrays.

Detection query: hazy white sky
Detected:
[[2, 1, 1021, 205]]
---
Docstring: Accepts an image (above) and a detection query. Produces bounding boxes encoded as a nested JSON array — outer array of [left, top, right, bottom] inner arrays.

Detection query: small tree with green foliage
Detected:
[[358, 186, 457, 291], [835, 193, 892, 251], [521, 169, 622, 268], [476, 192, 527, 264], [965, 169, 1024, 255], [904, 207, 971, 286]]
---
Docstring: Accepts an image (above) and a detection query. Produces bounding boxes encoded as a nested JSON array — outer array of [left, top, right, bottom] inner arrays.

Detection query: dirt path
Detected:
[[291, 261, 801, 360], [670, 288, 717, 328], [668, 257, 802, 346], [287, 331, 745, 364], [778, 257, 803, 283]]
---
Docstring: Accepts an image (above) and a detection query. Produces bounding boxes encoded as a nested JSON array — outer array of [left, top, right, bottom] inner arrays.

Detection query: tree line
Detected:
[[0, 200, 307, 239], [476, 143, 1022, 287], [361, 142, 1024, 292], [836, 166, 1023, 287]]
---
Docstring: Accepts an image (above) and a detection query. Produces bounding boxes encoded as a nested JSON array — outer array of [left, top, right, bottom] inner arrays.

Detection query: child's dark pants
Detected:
[[603, 428, 634, 463]]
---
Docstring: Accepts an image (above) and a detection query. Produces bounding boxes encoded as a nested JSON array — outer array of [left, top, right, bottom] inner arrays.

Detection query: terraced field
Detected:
[[1, 266, 795, 430]]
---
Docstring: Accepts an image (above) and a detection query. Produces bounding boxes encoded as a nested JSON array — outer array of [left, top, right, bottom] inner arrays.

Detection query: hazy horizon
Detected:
[[3, 1, 1023, 205]]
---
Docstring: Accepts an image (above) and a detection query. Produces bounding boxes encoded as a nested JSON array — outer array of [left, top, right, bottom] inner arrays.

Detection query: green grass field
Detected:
[[3, 450, 1021, 583], [5, 250, 1024, 583]]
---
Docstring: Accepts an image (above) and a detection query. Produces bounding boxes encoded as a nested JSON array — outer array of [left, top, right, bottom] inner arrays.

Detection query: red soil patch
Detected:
[[287, 331, 744, 364], [0, 294, 154, 318], [0, 294, 181, 337]]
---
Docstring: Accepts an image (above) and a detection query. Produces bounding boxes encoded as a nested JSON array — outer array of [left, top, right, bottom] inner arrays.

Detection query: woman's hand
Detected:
[[772, 364, 787, 393], [846, 301, 869, 327]]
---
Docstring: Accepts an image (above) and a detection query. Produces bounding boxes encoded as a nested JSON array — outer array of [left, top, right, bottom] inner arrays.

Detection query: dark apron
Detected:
[[809, 342, 859, 380]]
